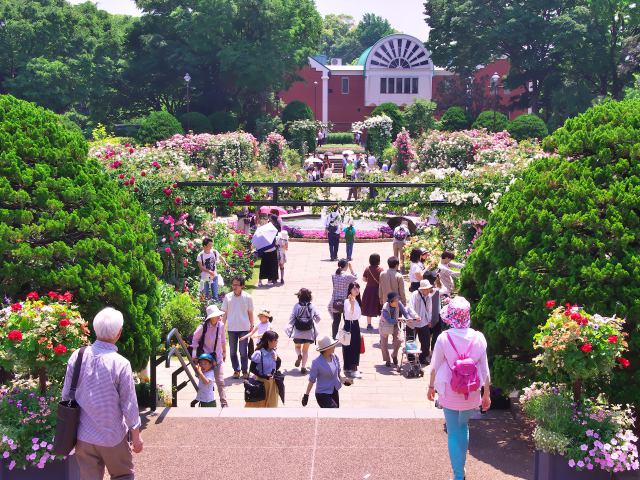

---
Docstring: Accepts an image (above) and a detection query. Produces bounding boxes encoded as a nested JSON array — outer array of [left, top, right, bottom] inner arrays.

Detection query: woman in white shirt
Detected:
[[341, 282, 363, 378], [408, 248, 428, 292]]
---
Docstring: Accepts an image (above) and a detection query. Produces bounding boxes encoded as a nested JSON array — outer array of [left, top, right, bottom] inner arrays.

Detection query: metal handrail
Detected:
[[165, 328, 200, 406]]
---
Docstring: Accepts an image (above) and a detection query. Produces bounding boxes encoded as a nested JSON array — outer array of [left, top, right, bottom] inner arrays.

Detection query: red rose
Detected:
[[10, 303, 22, 312], [617, 357, 630, 368], [571, 312, 581, 321], [129, 177, 135, 184], [140, 171, 146, 177], [244, 194, 252, 203], [59, 319, 71, 328], [129, 148, 134, 154], [53, 344, 68, 355], [134, 187, 139, 193], [47, 291, 59, 299], [545, 300, 556, 309], [228, 201, 234, 206], [123, 180, 130, 186], [7, 330, 23, 342], [580, 343, 593, 353], [60, 291, 73, 302], [608, 335, 618, 344], [233, 181, 239, 187], [26, 291, 39, 301], [119, 173, 125, 179], [174, 197, 182, 205]]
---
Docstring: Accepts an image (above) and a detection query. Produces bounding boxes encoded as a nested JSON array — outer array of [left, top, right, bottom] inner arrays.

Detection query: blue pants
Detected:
[[345, 241, 354, 260], [328, 233, 340, 260], [202, 277, 219, 303], [228, 330, 249, 373], [443, 408, 475, 480]]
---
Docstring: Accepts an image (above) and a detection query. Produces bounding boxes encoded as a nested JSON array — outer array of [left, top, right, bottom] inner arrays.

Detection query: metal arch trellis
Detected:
[[176, 180, 452, 208]]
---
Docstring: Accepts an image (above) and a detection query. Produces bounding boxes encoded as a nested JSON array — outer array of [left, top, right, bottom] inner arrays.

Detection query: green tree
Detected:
[[137, 111, 183, 145], [282, 100, 314, 124], [179, 112, 211, 133], [472, 110, 509, 132], [460, 99, 640, 408], [403, 99, 437, 137], [439, 106, 471, 131], [0, 95, 161, 371], [208, 111, 239, 133], [507, 114, 549, 140], [371, 102, 405, 139]]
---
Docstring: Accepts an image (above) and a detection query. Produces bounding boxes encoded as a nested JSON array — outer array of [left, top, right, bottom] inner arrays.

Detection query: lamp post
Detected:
[[313, 81, 318, 118], [490, 72, 500, 131], [184, 73, 191, 114]]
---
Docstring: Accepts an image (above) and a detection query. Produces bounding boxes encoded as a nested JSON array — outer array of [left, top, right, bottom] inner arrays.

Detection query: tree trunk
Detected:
[[572, 378, 583, 403], [38, 367, 48, 396]]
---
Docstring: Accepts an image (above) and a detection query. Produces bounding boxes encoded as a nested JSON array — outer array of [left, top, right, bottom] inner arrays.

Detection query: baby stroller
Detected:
[[398, 320, 424, 378]]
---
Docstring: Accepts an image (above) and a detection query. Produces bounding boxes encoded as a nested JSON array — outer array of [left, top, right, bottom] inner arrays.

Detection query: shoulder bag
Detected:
[[331, 276, 345, 313], [52, 346, 87, 456], [244, 352, 266, 402], [336, 313, 352, 346]]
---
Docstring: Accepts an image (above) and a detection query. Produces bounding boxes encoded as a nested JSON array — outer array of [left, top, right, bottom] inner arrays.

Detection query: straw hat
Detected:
[[316, 335, 340, 352], [257, 309, 273, 322], [205, 304, 224, 321], [418, 279, 433, 290]]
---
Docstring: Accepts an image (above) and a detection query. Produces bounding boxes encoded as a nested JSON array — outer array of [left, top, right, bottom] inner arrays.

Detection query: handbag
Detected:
[[337, 315, 351, 346], [360, 335, 365, 354], [52, 346, 87, 456], [244, 352, 266, 402]]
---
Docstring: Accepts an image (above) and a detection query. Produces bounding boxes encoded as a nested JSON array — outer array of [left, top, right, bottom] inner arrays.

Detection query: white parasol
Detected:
[[251, 222, 278, 253]]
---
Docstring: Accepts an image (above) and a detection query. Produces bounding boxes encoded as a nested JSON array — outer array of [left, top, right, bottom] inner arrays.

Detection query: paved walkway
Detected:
[[157, 240, 436, 409]]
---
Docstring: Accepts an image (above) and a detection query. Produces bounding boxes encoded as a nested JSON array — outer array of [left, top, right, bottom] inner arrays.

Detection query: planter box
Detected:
[[1, 456, 79, 480], [534, 450, 639, 480]]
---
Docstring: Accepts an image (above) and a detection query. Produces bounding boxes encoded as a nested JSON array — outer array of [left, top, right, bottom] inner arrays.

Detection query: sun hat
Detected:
[[317, 335, 340, 351], [418, 279, 433, 290], [257, 309, 273, 322], [279, 230, 289, 240], [387, 291, 399, 303], [205, 304, 224, 321], [198, 353, 214, 363], [442, 296, 471, 329]]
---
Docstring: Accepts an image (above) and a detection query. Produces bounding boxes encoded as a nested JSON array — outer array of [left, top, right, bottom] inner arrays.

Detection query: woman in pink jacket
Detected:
[[427, 296, 491, 480]]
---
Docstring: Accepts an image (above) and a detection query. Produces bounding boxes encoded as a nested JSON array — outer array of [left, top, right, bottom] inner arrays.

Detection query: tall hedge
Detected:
[[460, 99, 640, 407], [281, 100, 314, 125], [371, 102, 405, 139], [137, 110, 183, 145], [439, 106, 471, 131], [508, 114, 549, 141], [472, 110, 509, 132], [179, 112, 212, 133], [209, 110, 239, 133], [0, 95, 162, 371]]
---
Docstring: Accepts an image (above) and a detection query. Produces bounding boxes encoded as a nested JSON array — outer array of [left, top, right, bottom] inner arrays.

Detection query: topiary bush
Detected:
[[371, 102, 405, 139], [209, 110, 239, 133], [137, 110, 183, 145], [0, 95, 162, 371], [472, 110, 509, 132], [158, 283, 201, 337], [460, 99, 640, 408], [281, 100, 314, 125], [404, 98, 437, 137], [508, 114, 549, 141], [439, 106, 472, 131], [179, 112, 212, 134], [326, 132, 354, 144]]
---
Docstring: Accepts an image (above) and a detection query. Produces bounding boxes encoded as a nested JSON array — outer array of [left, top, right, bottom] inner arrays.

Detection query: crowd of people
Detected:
[[60, 223, 482, 480]]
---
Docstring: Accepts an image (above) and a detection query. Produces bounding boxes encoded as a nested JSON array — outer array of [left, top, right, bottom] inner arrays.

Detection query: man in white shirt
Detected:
[[221, 276, 254, 379], [325, 209, 342, 261], [438, 251, 465, 296], [197, 237, 228, 303], [408, 279, 436, 365]]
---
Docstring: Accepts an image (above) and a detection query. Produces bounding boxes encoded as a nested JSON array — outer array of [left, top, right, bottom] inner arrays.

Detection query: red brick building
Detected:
[[279, 34, 528, 131]]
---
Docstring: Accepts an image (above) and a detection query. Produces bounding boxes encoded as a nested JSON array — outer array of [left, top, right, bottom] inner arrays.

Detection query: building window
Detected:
[[380, 77, 420, 94], [380, 78, 387, 94], [388, 78, 395, 94], [412, 78, 418, 94], [341, 77, 349, 94], [397, 78, 403, 93], [404, 78, 411, 94]]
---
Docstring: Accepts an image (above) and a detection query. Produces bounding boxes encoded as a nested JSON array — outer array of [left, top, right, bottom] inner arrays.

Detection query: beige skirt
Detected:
[[245, 377, 279, 408]]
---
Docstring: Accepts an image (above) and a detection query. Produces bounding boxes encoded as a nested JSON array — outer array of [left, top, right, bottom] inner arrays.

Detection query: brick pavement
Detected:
[[156, 239, 437, 410]]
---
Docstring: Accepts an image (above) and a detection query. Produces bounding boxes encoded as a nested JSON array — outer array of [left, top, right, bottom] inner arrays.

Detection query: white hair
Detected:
[[93, 307, 124, 340]]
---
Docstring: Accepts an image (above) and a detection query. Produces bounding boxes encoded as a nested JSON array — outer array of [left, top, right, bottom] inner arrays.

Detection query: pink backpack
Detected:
[[446, 333, 481, 399]]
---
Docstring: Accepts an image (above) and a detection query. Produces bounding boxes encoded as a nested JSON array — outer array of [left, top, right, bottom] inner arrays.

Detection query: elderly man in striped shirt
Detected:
[[62, 307, 143, 480]]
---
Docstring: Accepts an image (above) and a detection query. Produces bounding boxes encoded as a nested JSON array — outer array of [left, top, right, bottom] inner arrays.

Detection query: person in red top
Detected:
[[361, 253, 383, 330]]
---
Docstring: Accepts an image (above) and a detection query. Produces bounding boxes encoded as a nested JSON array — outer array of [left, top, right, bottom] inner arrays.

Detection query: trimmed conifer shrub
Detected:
[[281, 100, 314, 125], [137, 110, 183, 145], [472, 110, 509, 132], [460, 99, 640, 408], [439, 106, 471, 131], [507, 113, 549, 140], [0, 95, 162, 371]]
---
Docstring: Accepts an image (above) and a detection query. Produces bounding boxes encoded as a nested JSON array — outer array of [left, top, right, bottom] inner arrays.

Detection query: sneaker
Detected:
[[242, 371, 249, 380], [351, 371, 362, 379], [366, 324, 373, 331], [385, 361, 392, 367], [344, 370, 352, 377], [295, 354, 302, 367], [300, 367, 308, 375], [233, 371, 241, 379], [392, 356, 398, 366]]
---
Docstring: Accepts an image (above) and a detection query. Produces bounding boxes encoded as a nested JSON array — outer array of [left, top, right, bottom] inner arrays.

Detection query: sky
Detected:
[[68, 0, 430, 40]]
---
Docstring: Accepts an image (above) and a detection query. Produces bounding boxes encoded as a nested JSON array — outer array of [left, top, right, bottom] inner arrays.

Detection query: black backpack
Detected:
[[294, 303, 314, 331]]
